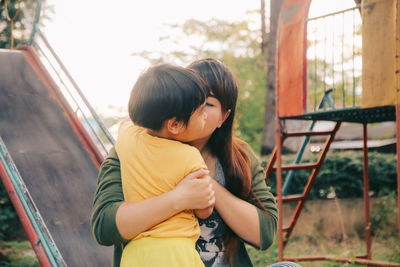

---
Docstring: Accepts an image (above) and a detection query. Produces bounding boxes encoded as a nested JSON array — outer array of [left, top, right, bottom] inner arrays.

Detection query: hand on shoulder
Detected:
[[172, 169, 215, 211]]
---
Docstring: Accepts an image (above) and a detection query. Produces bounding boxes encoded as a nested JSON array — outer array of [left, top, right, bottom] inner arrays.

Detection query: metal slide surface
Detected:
[[0, 49, 112, 266]]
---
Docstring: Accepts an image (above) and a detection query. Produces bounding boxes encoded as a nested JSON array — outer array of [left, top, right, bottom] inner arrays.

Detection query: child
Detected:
[[116, 63, 214, 267]]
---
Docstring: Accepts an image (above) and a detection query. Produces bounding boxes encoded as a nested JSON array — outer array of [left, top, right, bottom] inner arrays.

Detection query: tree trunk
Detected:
[[260, 0, 267, 54], [261, 0, 284, 155]]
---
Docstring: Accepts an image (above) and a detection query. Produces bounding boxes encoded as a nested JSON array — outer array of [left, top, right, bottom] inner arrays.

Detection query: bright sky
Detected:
[[41, 0, 356, 118]]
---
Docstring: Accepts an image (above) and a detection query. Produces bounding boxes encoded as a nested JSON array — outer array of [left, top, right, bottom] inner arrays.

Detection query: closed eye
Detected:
[[206, 103, 214, 107]]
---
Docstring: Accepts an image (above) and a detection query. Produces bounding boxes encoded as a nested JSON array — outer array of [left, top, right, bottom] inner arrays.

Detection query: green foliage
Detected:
[[246, 243, 278, 266], [132, 17, 267, 152], [1, 0, 31, 48], [266, 151, 397, 199], [0, 184, 24, 240], [0, 0, 51, 49], [0, 240, 39, 267], [370, 191, 397, 238], [247, 235, 400, 266], [225, 54, 267, 152]]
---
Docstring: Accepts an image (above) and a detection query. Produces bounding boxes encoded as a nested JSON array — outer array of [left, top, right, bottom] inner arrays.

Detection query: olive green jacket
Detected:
[[91, 145, 278, 267]]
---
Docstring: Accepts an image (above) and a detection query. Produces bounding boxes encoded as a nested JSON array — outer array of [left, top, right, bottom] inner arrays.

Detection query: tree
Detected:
[[133, 16, 268, 152], [261, 0, 284, 155], [0, 0, 50, 48], [260, 0, 268, 54]]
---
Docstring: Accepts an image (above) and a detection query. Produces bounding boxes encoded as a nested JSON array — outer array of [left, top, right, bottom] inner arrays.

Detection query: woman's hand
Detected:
[[171, 169, 215, 212], [116, 168, 214, 240], [211, 179, 261, 247]]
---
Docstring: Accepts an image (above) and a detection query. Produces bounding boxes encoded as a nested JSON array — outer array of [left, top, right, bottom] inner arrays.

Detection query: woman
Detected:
[[91, 58, 298, 267]]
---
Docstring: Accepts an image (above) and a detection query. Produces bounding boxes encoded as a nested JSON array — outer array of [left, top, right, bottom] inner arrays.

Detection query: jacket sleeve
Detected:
[[91, 147, 126, 246], [244, 144, 278, 250]]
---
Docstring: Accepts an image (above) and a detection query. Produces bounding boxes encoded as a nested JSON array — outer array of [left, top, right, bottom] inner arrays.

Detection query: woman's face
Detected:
[[191, 96, 228, 142]]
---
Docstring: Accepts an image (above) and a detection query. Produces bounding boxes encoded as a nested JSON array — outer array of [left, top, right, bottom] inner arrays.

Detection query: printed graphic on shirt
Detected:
[[196, 159, 228, 267]]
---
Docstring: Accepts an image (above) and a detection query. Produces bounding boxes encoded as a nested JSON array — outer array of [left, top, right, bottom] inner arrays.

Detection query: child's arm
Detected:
[[194, 205, 214, 219], [194, 175, 215, 219]]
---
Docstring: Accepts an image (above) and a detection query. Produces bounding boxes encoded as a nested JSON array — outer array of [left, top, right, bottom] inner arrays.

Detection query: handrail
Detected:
[[17, 0, 116, 157], [0, 137, 66, 266], [36, 28, 115, 144], [27, 0, 42, 45], [34, 42, 110, 154], [307, 4, 360, 21], [306, 4, 362, 112], [29, 28, 115, 156], [282, 89, 335, 195]]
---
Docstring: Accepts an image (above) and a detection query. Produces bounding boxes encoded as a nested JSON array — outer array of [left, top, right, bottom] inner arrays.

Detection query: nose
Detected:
[[203, 111, 207, 120]]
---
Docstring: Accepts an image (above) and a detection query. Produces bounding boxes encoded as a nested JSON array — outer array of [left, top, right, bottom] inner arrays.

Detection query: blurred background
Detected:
[[0, 0, 398, 266]]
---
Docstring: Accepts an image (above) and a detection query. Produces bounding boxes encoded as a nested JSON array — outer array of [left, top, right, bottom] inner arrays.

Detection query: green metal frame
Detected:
[[27, 0, 42, 45], [281, 105, 396, 123], [0, 137, 65, 266]]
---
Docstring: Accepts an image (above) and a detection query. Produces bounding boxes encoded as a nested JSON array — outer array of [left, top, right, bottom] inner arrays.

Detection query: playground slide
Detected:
[[0, 47, 112, 266]]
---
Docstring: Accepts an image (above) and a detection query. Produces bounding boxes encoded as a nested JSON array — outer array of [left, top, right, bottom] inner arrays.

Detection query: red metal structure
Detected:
[[0, 1, 116, 265], [266, 0, 400, 265], [0, 45, 113, 266]]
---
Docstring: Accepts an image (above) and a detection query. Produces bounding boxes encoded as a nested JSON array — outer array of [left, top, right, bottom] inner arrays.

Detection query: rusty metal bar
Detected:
[[282, 194, 304, 202], [35, 29, 115, 147], [272, 162, 319, 171], [0, 137, 65, 266], [276, 120, 283, 261], [356, 254, 368, 259], [284, 255, 400, 266], [284, 130, 333, 137], [307, 4, 361, 21], [397, 104, 400, 257], [34, 44, 109, 155], [283, 122, 341, 246], [17, 46, 104, 167], [264, 146, 277, 184], [362, 123, 372, 259]]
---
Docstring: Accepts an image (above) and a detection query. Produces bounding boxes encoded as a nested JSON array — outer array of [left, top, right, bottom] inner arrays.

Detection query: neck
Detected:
[[190, 136, 210, 153], [147, 128, 173, 140]]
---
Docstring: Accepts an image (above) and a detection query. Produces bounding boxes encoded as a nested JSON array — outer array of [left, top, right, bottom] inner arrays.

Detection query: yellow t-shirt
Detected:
[[115, 121, 207, 241]]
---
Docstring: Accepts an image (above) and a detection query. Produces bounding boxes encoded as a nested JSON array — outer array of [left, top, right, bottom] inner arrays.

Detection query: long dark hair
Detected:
[[129, 63, 206, 130], [188, 58, 255, 263]]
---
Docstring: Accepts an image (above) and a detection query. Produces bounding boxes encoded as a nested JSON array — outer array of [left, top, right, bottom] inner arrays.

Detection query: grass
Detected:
[[0, 240, 39, 267], [0, 236, 399, 267], [247, 235, 400, 267]]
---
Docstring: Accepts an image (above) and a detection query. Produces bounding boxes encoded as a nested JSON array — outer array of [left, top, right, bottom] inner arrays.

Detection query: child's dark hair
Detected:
[[128, 63, 207, 131]]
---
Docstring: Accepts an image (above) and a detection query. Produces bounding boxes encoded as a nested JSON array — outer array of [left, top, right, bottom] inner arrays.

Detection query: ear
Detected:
[[166, 118, 185, 135], [218, 109, 231, 128]]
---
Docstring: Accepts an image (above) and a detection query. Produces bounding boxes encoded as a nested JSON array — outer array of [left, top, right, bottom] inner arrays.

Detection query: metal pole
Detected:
[[27, 0, 42, 45], [36, 29, 115, 145], [282, 122, 315, 195], [0, 138, 65, 266], [395, 0, 400, 257], [362, 123, 372, 259], [396, 104, 400, 257], [276, 119, 283, 261]]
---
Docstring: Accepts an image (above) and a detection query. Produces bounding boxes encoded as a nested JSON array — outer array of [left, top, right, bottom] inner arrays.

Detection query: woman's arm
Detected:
[[117, 171, 214, 240], [194, 203, 214, 219], [91, 147, 125, 246], [246, 145, 278, 250], [91, 147, 215, 243], [212, 145, 278, 249], [212, 180, 261, 246]]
